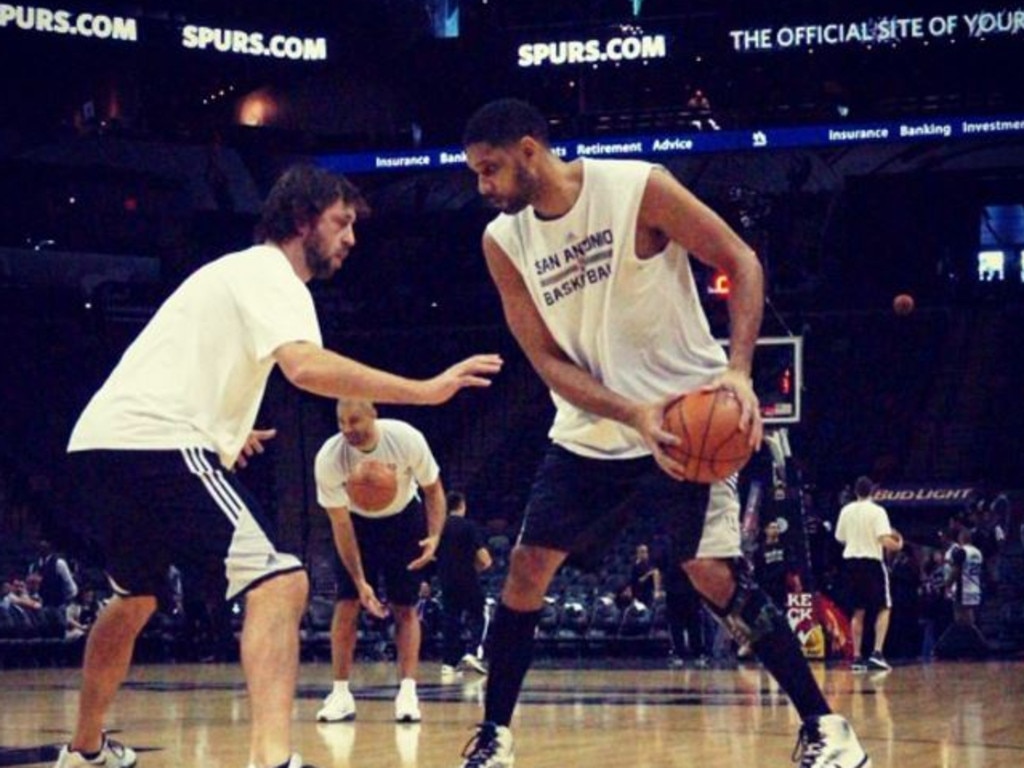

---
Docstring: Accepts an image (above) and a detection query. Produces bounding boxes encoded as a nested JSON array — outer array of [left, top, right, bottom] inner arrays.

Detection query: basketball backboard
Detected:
[[719, 336, 803, 425]]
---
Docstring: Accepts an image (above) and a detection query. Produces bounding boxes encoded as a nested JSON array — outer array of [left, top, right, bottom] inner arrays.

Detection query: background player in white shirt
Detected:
[[835, 475, 904, 672]]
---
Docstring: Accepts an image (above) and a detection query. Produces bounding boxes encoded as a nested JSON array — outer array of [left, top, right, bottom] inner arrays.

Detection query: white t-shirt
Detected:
[[486, 158, 727, 459], [314, 419, 440, 519], [68, 245, 321, 467], [835, 498, 893, 560]]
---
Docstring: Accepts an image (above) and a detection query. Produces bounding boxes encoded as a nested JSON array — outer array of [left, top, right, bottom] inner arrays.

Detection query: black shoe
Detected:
[[866, 652, 891, 671]]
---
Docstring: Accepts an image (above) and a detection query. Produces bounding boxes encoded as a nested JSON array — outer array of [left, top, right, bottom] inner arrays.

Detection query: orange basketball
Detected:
[[893, 293, 915, 316], [662, 390, 754, 483], [346, 459, 398, 512]]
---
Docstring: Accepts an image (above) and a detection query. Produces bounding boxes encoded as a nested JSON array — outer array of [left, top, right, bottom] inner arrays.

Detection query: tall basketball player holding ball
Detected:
[[458, 98, 870, 768]]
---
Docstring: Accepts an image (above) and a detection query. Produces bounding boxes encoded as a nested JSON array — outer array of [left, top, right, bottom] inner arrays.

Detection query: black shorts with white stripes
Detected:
[[844, 557, 892, 612], [69, 448, 303, 602]]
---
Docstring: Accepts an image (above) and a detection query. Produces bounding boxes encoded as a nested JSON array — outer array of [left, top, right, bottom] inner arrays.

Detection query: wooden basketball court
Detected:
[[1, 660, 1021, 767]]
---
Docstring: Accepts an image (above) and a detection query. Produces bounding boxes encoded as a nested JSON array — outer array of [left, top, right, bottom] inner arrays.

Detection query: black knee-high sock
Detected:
[[706, 576, 831, 721], [747, 595, 831, 720], [484, 603, 542, 727]]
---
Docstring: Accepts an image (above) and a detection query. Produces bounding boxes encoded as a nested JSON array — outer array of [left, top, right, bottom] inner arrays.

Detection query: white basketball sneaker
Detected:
[[459, 653, 488, 675], [793, 714, 871, 768], [394, 682, 422, 723], [55, 736, 137, 768], [458, 722, 514, 768], [317, 689, 357, 722]]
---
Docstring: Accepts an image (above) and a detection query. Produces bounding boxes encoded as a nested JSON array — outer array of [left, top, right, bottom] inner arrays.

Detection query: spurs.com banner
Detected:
[[0, 3, 328, 60]]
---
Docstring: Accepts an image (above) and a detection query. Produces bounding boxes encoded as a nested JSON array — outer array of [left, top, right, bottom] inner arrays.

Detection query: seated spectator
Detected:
[[686, 88, 720, 131], [25, 572, 45, 603], [65, 587, 104, 642], [4, 577, 42, 615], [0, 580, 14, 609]]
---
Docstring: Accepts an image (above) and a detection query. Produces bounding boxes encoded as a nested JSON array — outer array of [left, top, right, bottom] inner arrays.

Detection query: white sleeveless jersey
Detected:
[[946, 543, 984, 607], [486, 158, 727, 458]]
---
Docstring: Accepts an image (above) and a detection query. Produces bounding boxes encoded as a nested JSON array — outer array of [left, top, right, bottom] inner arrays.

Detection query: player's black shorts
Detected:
[[333, 502, 426, 606], [519, 444, 712, 569], [844, 557, 892, 612], [69, 449, 304, 602]]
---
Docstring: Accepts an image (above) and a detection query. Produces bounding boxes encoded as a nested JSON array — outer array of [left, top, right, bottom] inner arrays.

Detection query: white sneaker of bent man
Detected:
[[317, 689, 357, 722], [395, 679, 421, 723]]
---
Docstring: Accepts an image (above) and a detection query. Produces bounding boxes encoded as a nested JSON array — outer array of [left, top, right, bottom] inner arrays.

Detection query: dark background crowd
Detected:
[[2, 0, 1024, 666]]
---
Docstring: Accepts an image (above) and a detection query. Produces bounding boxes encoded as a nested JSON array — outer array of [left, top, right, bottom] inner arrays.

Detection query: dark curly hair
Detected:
[[255, 164, 369, 244], [462, 98, 550, 148]]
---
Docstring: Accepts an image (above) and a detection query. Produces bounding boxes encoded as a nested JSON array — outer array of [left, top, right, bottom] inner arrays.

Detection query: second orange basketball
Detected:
[[662, 389, 754, 483], [346, 459, 399, 512]]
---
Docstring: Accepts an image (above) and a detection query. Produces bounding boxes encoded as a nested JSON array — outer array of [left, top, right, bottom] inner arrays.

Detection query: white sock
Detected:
[[399, 677, 416, 694], [332, 680, 350, 696]]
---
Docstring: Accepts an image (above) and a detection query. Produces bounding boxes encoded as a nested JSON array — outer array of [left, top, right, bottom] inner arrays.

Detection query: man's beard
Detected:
[[303, 229, 337, 279], [491, 163, 539, 215]]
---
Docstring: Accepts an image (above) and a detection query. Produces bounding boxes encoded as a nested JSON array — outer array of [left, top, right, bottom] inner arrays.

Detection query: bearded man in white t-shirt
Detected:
[[59, 164, 502, 768]]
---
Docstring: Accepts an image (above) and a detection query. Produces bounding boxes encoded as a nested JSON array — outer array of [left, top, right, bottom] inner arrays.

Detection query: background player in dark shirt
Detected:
[[437, 491, 492, 676]]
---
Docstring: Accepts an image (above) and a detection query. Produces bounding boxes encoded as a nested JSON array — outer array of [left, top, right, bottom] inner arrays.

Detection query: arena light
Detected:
[[236, 90, 280, 127], [708, 271, 731, 297]]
